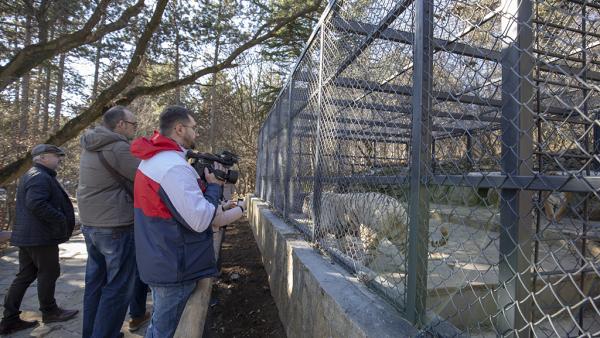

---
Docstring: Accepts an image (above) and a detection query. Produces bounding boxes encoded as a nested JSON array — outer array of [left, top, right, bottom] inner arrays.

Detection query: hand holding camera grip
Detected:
[[204, 167, 224, 186]]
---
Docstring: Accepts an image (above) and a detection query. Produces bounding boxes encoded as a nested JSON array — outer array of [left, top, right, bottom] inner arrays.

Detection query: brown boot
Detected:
[[128, 311, 151, 332], [0, 318, 39, 335], [42, 307, 78, 323]]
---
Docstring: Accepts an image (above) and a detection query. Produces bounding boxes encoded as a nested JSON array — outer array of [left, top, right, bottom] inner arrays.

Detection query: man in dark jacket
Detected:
[[0, 144, 78, 335], [78, 106, 149, 338]]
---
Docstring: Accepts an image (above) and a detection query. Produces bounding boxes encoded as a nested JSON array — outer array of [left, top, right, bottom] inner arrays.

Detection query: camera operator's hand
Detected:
[[222, 200, 236, 210], [204, 164, 224, 186], [237, 200, 246, 213]]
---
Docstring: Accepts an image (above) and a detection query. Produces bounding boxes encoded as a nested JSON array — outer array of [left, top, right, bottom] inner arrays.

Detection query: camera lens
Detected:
[[227, 170, 239, 184]]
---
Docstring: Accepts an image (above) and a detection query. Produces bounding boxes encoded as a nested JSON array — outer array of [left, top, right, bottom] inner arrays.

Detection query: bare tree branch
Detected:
[[115, 0, 322, 105], [0, 0, 168, 186], [0, 0, 321, 186], [0, 0, 145, 91]]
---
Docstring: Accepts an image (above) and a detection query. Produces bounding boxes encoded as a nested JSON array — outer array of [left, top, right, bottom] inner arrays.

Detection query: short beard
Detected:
[[183, 135, 196, 149]]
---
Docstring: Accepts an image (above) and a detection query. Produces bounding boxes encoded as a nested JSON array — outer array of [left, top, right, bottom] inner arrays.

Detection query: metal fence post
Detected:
[[284, 82, 295, 218], [273, 101, 282, 212], [256, 128, 263, 197], [258, 128, 264, 199], [498, 0, 534, 335], [261, 123, 266, 201], [406, 0, 433, 327], [311, 25, 326, 242], [594, 113, 600, 171], [263, 115, 271, 202], [431, 138, 436, 173]]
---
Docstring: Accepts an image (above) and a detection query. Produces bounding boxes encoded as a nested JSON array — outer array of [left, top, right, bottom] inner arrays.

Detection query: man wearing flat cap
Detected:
[[0, 144, 78, 335]]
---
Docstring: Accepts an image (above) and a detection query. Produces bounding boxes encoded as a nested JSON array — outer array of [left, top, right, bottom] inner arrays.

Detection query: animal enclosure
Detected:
[[256, 0, 600, 336]]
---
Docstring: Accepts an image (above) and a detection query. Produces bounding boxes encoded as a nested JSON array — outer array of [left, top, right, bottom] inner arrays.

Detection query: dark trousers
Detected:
[[129, 263, 149, 319], [2, 245, 60, 323], [82, 225, 136, 338]]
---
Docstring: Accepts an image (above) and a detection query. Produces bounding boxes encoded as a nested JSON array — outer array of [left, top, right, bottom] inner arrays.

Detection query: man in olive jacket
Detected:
[[77, 106, 149, 338], [0, 144, 78, 335]]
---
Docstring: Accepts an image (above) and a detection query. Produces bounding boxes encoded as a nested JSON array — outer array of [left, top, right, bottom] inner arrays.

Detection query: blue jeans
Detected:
[[129, 264, 149, 319], [82, 225, 136, 338], [145, 281, 197, 338]]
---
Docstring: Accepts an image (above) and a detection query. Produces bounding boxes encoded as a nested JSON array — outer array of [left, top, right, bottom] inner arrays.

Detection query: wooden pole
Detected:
[[174, 228, 225, 338]]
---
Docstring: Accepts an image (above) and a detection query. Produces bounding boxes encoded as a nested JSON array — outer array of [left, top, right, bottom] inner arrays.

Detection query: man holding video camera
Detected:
[[130, 106, 244, 338]]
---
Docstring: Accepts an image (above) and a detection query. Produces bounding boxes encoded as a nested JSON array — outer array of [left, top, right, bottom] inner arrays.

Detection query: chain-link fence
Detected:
[[256, 0, 600, 336]]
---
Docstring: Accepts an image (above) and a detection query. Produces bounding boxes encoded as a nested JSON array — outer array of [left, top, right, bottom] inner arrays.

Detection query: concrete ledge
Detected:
[[248, 196, 418, 338]]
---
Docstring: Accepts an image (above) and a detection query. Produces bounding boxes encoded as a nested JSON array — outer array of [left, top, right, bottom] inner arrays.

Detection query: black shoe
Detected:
[[42, 308, 78, 323], [0, 318, 39, 335], [128, 311, 151, 332]]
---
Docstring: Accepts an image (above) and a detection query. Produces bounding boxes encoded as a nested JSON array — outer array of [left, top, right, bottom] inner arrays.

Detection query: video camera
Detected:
[[187, 150, 240, 184]]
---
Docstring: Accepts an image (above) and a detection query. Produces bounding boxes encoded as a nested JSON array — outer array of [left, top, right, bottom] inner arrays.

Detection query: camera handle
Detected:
[[206, 166, 229, 183]]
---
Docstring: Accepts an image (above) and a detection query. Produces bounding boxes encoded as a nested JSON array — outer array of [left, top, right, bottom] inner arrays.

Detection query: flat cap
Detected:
[[31, 144, 66, 157]]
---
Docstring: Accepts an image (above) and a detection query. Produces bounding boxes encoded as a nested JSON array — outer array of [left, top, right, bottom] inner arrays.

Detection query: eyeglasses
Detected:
[[123, 120, 138, 128], [182, 124, 198, 133]]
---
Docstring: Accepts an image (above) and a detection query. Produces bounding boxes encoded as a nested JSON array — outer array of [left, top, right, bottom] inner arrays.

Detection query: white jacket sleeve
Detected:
[[212, 206, 243, 228], [160, 165, 216, 233]]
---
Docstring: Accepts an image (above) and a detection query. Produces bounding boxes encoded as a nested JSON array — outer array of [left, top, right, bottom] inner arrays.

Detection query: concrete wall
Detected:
[[247, 196, 418, 338]]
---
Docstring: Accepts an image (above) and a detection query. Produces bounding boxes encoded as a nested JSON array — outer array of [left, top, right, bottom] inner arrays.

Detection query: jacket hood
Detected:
[[131, 131, 183, 160], [80, 125, 129, 151]]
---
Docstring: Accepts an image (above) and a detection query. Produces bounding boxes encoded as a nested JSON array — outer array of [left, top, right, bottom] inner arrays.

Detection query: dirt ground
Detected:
[[206, 219, 286, 338]]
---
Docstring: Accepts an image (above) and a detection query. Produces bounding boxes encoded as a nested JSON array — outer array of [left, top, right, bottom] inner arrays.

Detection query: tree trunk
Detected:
[[31, 70, 43, 135], [92, 45, 102, 99], [18, 15, 33, 139], [174, 31, 181, 104], [170, 0, 181, 104], [41, 27, 55, 135], [208, 0, 224, 152], [41, 64, 52, 135], [91, 18, 105, 99], [11, 81, 20, 148], [208, 53, 219, 152], [53, 53, 66, 132], [35, 0, 51, 44]]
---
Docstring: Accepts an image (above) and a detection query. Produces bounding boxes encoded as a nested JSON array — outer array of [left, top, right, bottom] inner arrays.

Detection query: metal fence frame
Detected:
[[256, 0, 600, 335]]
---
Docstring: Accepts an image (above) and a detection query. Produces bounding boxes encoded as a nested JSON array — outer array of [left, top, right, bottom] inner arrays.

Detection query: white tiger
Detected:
[[302, 192, 449, 262]]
